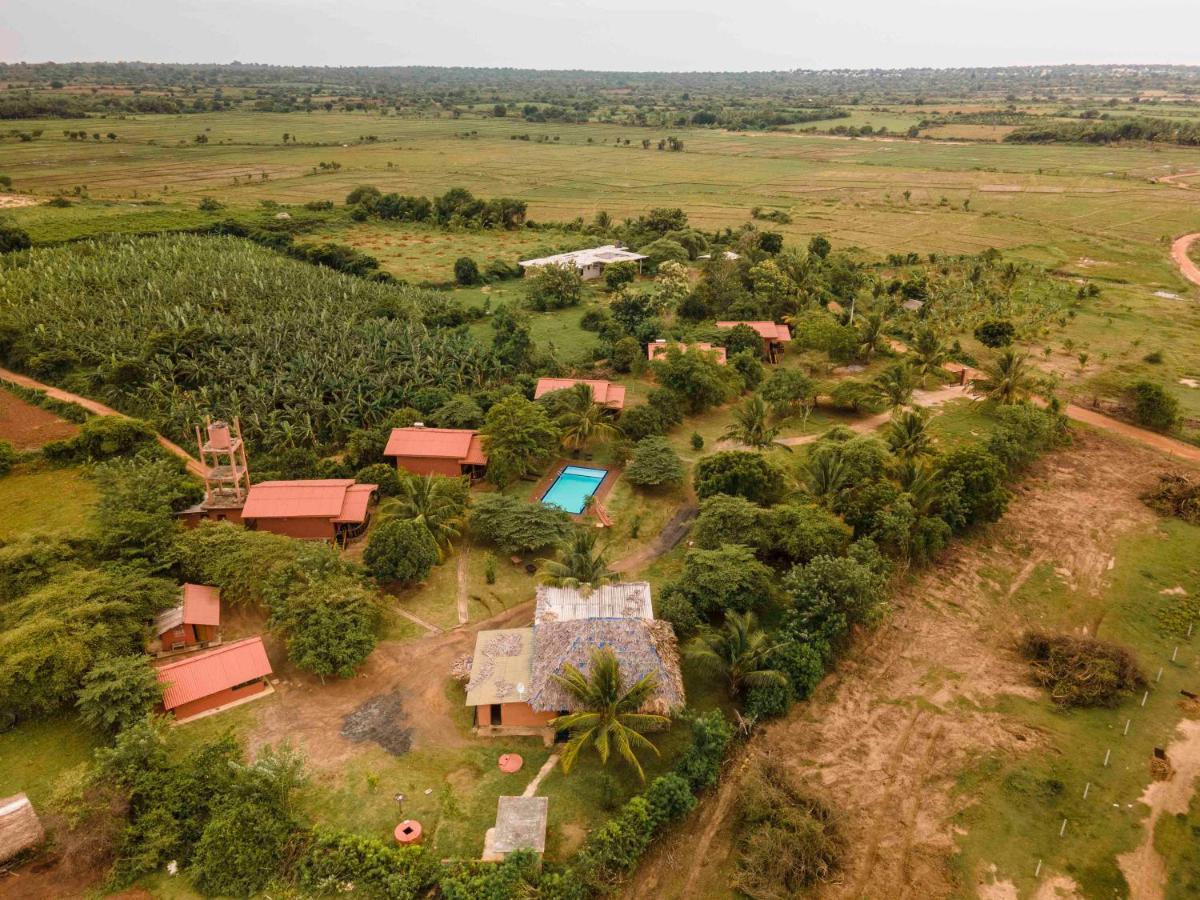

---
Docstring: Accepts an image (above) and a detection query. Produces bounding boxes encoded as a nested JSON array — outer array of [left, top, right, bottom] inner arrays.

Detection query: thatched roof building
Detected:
[[0, 793, 45, 864], [528, 618, 685, 716]]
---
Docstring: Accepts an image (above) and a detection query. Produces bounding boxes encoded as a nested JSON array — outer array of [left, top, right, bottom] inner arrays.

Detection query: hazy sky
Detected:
[[3, 0, 1198, 71]]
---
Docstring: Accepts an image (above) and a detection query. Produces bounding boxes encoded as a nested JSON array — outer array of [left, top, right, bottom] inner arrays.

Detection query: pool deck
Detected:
[[528, 458, 621, 526]]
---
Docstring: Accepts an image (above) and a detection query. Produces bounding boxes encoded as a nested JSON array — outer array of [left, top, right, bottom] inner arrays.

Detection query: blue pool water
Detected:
[[541, 465, 608, 514]]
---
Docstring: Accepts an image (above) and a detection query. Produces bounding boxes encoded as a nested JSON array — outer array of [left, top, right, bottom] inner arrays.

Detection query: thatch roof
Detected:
[[0, 793, 45, 864], [464, 628, 535, 706], [528, 619, 685, 715]]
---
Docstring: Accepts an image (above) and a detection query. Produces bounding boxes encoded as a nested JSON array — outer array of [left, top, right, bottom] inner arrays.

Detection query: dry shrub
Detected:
[[1142, 473, 1200, 524], [1018, 630, 1145, 708], [733, 759, 845, 899]]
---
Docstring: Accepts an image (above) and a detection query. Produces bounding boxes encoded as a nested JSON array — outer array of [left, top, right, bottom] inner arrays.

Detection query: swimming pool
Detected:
[[540, 465, 608, 515]]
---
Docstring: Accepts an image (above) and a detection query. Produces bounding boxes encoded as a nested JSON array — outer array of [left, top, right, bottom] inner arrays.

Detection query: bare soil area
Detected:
[[626, 432, 1175, 900], [1170, 232, 1200, 291], [0, 388, 78, 449]]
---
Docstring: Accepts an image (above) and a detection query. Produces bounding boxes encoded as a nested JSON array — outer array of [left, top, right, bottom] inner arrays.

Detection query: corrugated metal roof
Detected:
[[385, 427, 477, 460], [182, 583, 221, 627], [156, 636, 273, 710], [534, 378, 626, 409], [519, 245, 647, 268], [334, 484, 376, 524], [154, 604, 184, 635], [716, 321, 792, 341], [647, 342, 727, 364], [535, 582, 654, 624], [463, 433, 487, 466], [241, 479, 357, 519]]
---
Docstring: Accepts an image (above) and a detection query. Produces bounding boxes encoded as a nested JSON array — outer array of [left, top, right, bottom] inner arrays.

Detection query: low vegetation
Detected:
[[1017, 630, 1146, 707]]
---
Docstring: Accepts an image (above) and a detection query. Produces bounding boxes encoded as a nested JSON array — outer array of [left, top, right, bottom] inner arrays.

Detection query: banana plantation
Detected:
[[0, 234, 498, 448]]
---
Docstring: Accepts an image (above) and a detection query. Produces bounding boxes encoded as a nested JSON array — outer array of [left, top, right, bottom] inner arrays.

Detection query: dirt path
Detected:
[[610, 497, 698, 575], [455, 542, 471, 626], [626, 431, 1173, 900], [1170, 232, 1200, 291], [0, 367, 205, 477]]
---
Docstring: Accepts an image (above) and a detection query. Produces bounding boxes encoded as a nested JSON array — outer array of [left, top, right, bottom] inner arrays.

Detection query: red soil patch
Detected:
[[0, 388, 79, 449]]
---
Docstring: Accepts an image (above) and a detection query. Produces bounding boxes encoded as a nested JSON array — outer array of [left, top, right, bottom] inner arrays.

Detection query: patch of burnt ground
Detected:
[[340, 691, 413, 755]]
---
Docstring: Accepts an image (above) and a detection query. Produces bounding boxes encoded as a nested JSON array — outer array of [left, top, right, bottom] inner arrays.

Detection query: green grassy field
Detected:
[[0, 463, 96, 540]]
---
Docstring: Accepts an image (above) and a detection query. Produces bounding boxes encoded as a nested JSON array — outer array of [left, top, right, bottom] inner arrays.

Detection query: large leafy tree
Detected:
[[970, 350, 1038, 405], [694, 450, 785, 505], [76, 654, 164, 735], [688, 612, 792, 698], [651, 346, 738, 413], [550, 647, 668, 782], [481, 394, 561, 487], [761, 368, 817, 419], [624, 436, 684, 488], [537, 528, 617, 590], [469, 494, 573, 555], [363, 519, 439, 585]]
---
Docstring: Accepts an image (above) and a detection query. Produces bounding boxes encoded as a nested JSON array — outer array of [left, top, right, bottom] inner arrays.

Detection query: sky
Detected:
[[2, 0, 1198, 71]]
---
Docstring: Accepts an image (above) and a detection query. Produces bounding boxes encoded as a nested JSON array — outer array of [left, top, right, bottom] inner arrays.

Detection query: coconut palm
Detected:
[[536, 527, 617, 590], [803, 449, 847, 506], [857, 311, 887, 360], [687, 612, 792, 698], [893, 459, 941, 516], [910, 327, 949, 386], [381, 473, 467, 558], [969, 349, 1038, 405], [872, 362, 917, 410], [886, 409, 934, 460], [721, 394, 789, 451], [550, 647, 668, 781], [554, 382, 621, 453]]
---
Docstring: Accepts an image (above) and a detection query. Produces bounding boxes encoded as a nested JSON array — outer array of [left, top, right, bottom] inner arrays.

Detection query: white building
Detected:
[[518, 245, 647, 281]]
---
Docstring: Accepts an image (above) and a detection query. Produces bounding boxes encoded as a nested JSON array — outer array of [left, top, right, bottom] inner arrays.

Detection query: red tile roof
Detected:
[[334, 483, 377, 524], [716, 321, 792, 342], [156, 637, 272, 711], [241, 479, 363, 520], [385, 427, 487, 465], [534, 378, 627, 410], [181, 583, 221, 627], [646, 342, 727, 364]]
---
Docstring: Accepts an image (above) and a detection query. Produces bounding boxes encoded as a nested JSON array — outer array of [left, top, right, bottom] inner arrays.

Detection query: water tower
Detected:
[[195, 417, 250, 508]]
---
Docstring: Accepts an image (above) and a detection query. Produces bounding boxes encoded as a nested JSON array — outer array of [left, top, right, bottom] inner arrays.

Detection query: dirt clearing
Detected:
[[626, 431, 1175, 900], [0, 388, 78, 449]]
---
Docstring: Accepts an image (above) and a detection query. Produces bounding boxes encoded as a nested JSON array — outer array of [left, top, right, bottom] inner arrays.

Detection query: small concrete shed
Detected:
[[482, 795, 549, 861]]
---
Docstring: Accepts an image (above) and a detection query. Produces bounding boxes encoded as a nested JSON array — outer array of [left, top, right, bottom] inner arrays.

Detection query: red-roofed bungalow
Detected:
[[715, 321, 792, 362], [240, 479, 377, 542], [534, 378, 627, 411], [155, 636, 273, 721], [154, 583, 222, 654], [385, 426, 487, 478], [646, 340, 727, 365]]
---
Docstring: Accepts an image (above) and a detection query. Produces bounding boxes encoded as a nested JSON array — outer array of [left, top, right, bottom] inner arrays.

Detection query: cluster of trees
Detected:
[[1006, 115, 1200, 146], [345, 184, 527, 229]]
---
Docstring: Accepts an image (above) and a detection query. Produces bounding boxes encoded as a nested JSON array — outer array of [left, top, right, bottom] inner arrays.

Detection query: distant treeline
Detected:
[[0, 91, 234, 119], [1005, 115, 1200, 146]]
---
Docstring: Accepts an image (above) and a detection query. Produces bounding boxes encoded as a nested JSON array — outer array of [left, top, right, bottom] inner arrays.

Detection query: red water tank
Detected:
[[207, 421, 232, 449]]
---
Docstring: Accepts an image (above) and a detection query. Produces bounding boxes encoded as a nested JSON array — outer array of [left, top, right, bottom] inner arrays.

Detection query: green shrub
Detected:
[[470, 494, 573, 554], [974, 319, 1015, 348], [619, 404, 668, 441], [743, 678, 794, 720], [364, 519, 439, 584], [0, 439, 17, 476], [785, 553, 889, 650], [528, 262, 583, 310], [676, 710, 734, 791], [936, 445, 1010, 531], [295, 828, 438, 898], [190, 797, 292, 896], [1127, 380, 1180, 432], [355, 462, 402, 497], [453, 256, 480, 285], [270, 575, 382, 679], [604, 260, 638, 290], [0, 223, 31, 253], [75, 655, 163, 735], [644, 773, 697, 828], [43, 416, 157, 464], [770, 639, 828, 699], [694, 451, 784, 505], [625, 436, 684, 488], [669, 543, 774, 619]]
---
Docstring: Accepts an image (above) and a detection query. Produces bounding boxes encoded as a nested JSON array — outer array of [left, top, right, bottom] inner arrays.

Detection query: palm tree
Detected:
[[550, 647, 668, 781], [893, 458, 941, 516], [687, 612, 792, 698], [969, 349, 1038, 405], [554, 383, 621, 453], [803, 450, 847, 506], [886, 409, 933, 460], [536, 528, 617, 590], [722, 394, 788, 451], [381, 474, 466, 558], [873, 362, 917, 409], [910, 327, 949, 386], [858, 311, 887, 360]]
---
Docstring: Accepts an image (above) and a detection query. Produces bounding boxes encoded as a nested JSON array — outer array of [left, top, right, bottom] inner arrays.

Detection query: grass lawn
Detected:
[[926, 397, 1001, 450], [951, 518, 1200, 895], [0, 716, 101, 809], [0, 463, 97, 541]]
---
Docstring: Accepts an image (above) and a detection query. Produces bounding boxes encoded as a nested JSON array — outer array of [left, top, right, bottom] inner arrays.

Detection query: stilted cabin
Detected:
[[518, 245, 647, 281], [385, 425, 487, 478], [715, 320, 792, 362], [154, 583, 222, 654], [534, 378, 627, 411], [240, 479, 377, 542], [0, 793, 44, 865], [156, 636, 273, 722], [647, 340, 727, 365], [465, 583, 684, 739]]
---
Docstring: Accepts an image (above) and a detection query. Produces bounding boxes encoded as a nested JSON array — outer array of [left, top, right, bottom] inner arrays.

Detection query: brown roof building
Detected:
[[716, 320, 792, 362], [534, 378, 627, 410], [647, 340, 727, 364], [154, 583, 222, 654], [240, 479, 376, 542], [385, 426, 487, 478], [156, 636, 274, 722]]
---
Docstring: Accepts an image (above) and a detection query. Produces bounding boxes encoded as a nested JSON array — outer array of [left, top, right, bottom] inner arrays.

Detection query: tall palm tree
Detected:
[[550, 647, 668, 782], [858, 311, 887, 360], [721, 394, 789, 451], [687, 612, 792, 698], [536, 528, 617, 590], [554, 383, 621, 453], [910, 327, 949, 386], [969, 349, 1038, 405], [893, 458, 941, 516], [873, 362, 917, 410], [381, 474, 466, 558], [803, 449, 847, 506], [886, 409, 933, 460]]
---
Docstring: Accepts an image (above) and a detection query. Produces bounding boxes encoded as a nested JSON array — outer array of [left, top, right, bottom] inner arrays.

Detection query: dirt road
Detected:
[[1170, 232, 1200, 291], [0, 366, 205, 477], [627, 432, 1175, 899]]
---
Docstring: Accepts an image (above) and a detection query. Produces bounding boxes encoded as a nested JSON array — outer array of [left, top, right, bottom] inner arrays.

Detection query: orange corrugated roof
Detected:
[[181, 583, 221, 627], [385, 427, 477, 460], [241, 480, 357, 520], [334, 484, 376, 524], [463, 433, 488, 466], [534, 378, 626, 409], [647, 342, 727, 364], [156, 637, 272, 710], [716, 321, 792, 342]]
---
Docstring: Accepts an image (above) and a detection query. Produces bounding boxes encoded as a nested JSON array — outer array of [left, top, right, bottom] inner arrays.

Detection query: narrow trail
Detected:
[[0, 365, 206, 477], [1170, 232, 1200, 291], [610, 495, 698, 575], [455, 542, 471, 626]]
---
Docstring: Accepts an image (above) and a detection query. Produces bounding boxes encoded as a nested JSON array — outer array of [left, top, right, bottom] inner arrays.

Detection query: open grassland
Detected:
[[0, 462, 96, 540]]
